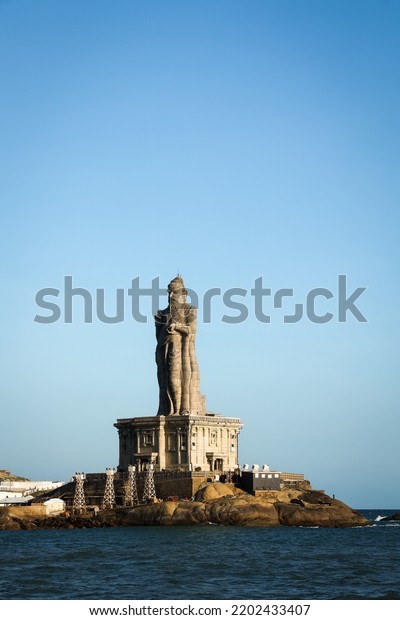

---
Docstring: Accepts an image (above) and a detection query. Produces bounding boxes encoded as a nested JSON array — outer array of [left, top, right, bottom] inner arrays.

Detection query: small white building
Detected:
[[43, 498, 66, 514], [0, 480, 65, 494], [0, 490, 24, 500]]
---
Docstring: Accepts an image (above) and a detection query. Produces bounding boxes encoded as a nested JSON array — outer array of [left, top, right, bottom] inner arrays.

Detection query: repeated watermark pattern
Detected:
[[34, 275, 367, 324]]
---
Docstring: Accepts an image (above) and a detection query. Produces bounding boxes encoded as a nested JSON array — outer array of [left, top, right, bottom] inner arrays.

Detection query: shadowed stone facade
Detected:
[[115, 276, 243, 474]]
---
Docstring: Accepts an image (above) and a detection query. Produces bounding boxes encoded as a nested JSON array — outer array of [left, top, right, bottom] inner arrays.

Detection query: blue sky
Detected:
[[0, 0, 399, 508]]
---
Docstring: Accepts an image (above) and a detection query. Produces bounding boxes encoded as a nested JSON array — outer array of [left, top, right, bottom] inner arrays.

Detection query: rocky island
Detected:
[[0, 482, 369, 530]]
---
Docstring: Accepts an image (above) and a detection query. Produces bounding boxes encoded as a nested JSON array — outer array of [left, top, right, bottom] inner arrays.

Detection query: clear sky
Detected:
[[0, 0, 399, 508]]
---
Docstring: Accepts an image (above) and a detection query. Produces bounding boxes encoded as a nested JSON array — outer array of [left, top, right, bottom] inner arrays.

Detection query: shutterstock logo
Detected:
[[34, 275, 368, 325]]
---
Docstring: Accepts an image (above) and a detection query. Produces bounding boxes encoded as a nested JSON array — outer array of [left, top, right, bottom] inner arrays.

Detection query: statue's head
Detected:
[[168, 276, 188, 313], [168, 276, 187, 300], [168, 276, 185, 292]]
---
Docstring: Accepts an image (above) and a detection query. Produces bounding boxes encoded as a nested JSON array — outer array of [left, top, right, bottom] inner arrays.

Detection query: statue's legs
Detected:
[[156, 346, 171, 415], [167, 335, 182, 414], [180, 336, 191, 413]]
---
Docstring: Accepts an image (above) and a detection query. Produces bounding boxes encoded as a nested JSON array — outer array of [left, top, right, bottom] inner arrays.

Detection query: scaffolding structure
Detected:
[[142, 463, 157, 502], [124, 464, 139, 506], [102, 467, 116, 509], [72, 472, 86, 512]]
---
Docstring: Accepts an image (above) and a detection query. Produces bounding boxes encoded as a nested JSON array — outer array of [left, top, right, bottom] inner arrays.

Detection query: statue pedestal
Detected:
[[114, 413, 243, 474]]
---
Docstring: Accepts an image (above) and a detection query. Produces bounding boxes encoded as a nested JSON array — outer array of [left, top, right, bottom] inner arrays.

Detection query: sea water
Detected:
[[0, 510, 399, 600]]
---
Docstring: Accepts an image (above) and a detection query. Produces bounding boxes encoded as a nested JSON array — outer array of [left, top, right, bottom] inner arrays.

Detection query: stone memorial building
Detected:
[[115, 276, 243, 474]]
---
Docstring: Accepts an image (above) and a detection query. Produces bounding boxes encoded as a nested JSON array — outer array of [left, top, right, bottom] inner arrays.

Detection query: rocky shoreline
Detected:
[[0, 483, 370, 530]]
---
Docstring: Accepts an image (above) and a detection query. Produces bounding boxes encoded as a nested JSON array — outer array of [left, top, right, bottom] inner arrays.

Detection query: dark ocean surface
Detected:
[[0, 510, 399, 600]]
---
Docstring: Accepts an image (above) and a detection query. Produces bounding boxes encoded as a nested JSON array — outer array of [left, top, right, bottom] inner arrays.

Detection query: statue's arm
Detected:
[[173, 323, 190, 335], [173, 308, 197, 335]]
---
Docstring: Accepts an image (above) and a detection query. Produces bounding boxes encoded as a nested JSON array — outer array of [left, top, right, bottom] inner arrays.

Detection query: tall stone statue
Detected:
[[155, 276, 205, 416]]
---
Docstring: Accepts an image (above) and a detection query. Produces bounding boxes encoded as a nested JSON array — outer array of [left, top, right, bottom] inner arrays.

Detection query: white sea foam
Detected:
[[298, 526, 320, 528]]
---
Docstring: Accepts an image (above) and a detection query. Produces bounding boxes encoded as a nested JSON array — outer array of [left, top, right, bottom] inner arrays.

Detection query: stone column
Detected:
[[176, 430, 181, 466], [158, 416, 166, 469]]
